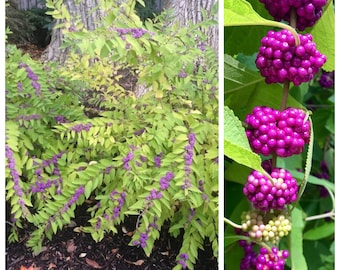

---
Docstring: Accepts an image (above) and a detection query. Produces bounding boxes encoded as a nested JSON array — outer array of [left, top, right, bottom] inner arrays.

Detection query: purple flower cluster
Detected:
[[31, 179, 52, 193], [6, 145, 24, 205], [61, 186, 85, 212], [319, 70, 334, 88], [198, 179, 209, 201], [187, 208, 196, 222], [133, 217, 159, 248], [178, 70, 187, 78], [96, 217, 101, 230], [105, 166, 113, 174], [17, 114, 40, 122], [182, 133, 196, 189], [31, 153, 64, 194], [70, 123, 92, 133], [19, 62, 41, 95], [55, 115, 67, 124], [123, 152, 134, 170], [159, 171, 175, 190], [134, 128, 145, 136], [146, 189, 163, 200], [178, 253, 189, 269], [154, 153, 163, 168], [197, 41, 206, 52], [110, 190, 127, 219], [17, 82, 23, 92], [116, 27, 149, 40]]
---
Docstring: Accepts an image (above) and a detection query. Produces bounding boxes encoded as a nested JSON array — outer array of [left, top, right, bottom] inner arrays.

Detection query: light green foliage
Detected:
[[6, 1, 218, 269]]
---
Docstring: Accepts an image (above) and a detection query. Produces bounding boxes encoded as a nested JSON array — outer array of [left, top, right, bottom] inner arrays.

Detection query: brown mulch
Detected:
[[6, 205, 218, 270], [16, 43, 46, 61]]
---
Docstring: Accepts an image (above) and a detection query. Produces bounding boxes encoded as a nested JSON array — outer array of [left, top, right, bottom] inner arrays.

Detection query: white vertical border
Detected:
[[334, 1, 338, 269], [1, 1, 7, 269], [218, 0, 225, 269]]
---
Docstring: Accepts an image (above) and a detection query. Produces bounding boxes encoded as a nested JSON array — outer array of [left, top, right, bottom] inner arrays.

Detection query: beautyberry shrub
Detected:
[[259, 0, 327, 31], [255, 29, 326, 85]]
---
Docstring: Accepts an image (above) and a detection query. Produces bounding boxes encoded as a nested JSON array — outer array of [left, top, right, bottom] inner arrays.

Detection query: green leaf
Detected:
[[309, 1, 335, 72], [224, 0, 299, 44], [224, 106, 269, 176], [289, 207, 308, 270], [224, 54, 261, 92], [84, 181, 93, 198], [304, 222, 334, 240]]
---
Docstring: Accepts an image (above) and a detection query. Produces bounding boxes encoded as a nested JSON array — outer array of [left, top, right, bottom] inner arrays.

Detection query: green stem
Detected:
[[280, 80, 290, 111], [224, 217, 242, 229]]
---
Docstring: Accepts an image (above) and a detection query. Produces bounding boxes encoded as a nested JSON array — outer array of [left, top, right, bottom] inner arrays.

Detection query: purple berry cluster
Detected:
[[115, 27, 151, 40], [319, 70, 335, 88], [110, 190, 127, 219], [246, 106, 310, 157], [239, 238, 257, 269], [255, 29, 326, 85], [236, 229, 290, 270], [70, 123, 93, 133], [259, 0, 327, 31], [18, 62, 41, 95], [159, 171, 175, 190], [256, 246, 289, 270], [243, 169, 298, 211]]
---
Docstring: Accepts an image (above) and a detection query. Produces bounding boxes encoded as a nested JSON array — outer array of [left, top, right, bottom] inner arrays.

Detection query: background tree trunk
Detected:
[[14, 0, 45, 10], [163, 0, 218, 55], [42, 0, 104, 63]]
